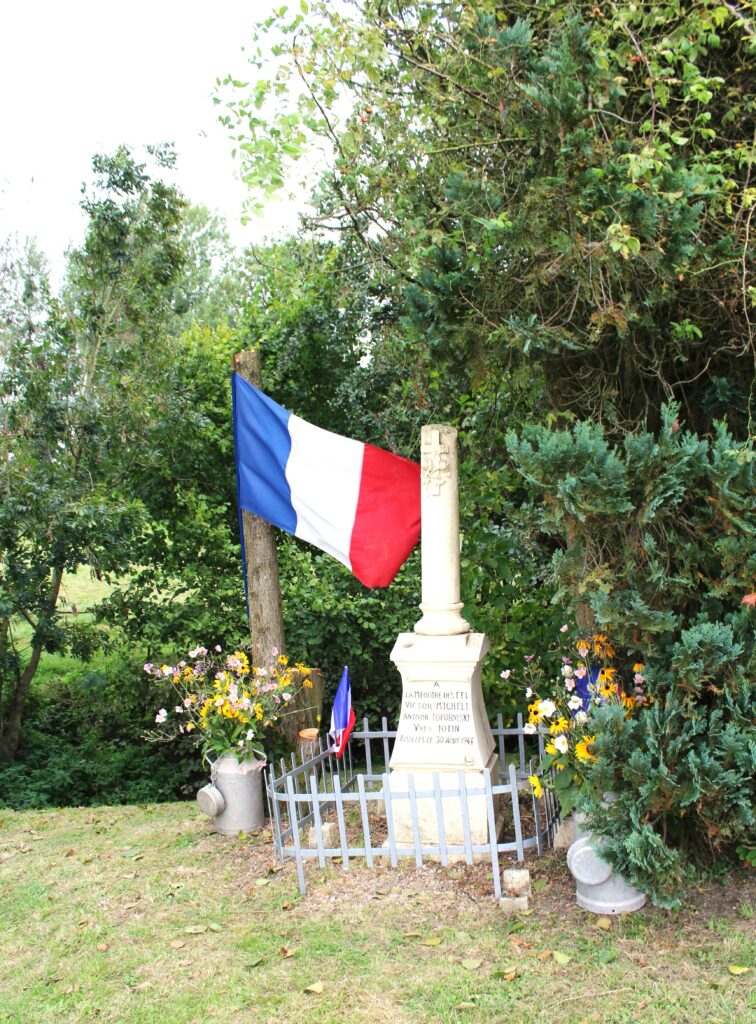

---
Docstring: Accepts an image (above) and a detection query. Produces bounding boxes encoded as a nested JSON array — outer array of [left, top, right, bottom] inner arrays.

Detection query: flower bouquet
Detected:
[[500, 628, 651, 816], [145, 645, 312, 765]]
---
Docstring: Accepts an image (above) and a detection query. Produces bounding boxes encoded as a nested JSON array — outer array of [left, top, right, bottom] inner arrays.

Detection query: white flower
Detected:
[[246, 729, 255, 741], [560, 624, 569, 633], [500, 669, 511, 679], [561, 664, 574, 678], [174, 705, 184, 714], [281, 692, 292, 702], [522, 722, 537, 735], [575, 711, 588, 724], [568, 695, 582, 710], [214, 645, 222, 652], [554, 734, 569, 754], [537, 699, 556, 719], [525, 687, 533, 699], [155, 708, 168, 724]]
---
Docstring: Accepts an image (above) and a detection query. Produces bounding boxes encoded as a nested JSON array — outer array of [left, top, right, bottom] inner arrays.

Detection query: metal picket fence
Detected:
[[265, 714, 560, 898]]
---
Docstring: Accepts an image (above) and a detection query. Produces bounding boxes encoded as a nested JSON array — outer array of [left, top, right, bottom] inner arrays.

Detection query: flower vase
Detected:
[[197, 755, 265, 835], [565, 793, 646, 914]]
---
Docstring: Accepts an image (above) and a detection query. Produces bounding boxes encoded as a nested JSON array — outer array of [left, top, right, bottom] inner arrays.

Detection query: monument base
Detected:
[[388, 751, 501, 854]]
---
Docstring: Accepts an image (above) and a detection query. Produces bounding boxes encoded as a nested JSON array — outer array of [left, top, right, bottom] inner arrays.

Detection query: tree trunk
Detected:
[[232, 350, 286, 662], [0, 567, 64, 761], [0, 644, 43, 762]]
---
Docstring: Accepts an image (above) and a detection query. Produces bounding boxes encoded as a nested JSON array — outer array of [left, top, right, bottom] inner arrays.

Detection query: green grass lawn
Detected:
[[0, 802, 753, 1024], [11, 565, 115, 647]]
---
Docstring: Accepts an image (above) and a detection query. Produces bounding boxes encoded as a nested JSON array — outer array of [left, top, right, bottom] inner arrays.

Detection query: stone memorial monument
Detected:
[[388, 425, 499, 846]]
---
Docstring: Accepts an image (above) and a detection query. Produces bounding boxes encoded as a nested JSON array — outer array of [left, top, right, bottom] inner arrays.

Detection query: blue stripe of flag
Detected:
[[232, 374, 297, 534]]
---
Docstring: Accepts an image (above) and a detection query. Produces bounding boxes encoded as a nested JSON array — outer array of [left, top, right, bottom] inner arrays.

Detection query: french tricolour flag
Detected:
[[328, 666, 356, 760], [232, 374, 420, 587]]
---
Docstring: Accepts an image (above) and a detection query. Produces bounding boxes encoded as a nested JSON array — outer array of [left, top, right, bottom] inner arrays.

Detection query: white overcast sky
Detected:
[[0, 0, 303, 277]]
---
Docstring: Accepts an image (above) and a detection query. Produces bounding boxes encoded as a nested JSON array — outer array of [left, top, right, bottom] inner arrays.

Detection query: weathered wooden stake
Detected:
[[232, 349, 286, 661]]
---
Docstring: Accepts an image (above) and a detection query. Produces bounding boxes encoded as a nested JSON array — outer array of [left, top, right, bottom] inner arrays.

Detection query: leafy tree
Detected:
[[223, 0, 755, 437], [0, 147, 192, 760]]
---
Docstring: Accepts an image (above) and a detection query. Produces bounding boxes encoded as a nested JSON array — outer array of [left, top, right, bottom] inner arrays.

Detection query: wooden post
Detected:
[[232, 349, 286, 661]]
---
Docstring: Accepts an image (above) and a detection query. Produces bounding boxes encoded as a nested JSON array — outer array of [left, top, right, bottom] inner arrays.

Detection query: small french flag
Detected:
[[328, 666, 356, 760], [232, 374, 420, 587]]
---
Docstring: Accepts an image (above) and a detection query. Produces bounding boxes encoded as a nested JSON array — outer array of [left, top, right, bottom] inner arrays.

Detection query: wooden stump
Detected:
[[296, 727, 321, 765]]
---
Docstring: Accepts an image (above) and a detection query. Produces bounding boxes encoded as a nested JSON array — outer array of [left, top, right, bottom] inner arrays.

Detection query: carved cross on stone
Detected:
[[421, 429, 451, 496], [414, 424, 470, 636]]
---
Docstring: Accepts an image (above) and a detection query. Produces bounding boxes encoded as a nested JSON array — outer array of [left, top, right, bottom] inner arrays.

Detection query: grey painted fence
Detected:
[[265, 715, 560, 898]]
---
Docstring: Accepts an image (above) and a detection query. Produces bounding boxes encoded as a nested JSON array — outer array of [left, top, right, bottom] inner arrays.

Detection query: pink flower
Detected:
[[575, 665, 587, 679], [500, 669, 511, 679], [560, 624, 569, 633], [155, 709, 168, 724], [565, 679, 576, 691], [214, 644, 222, 652], [524, 655, 534, 662], [143, 663, 153, 673]]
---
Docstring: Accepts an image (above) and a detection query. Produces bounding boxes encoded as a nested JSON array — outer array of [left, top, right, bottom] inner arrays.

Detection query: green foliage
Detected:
[[0, 651, 204, 809], [579, 682, 756, 908], [507, 409, 755, 902], [278, 536, 419, 721], [224, 0, 755, 437], [506, 406, 755, 668]]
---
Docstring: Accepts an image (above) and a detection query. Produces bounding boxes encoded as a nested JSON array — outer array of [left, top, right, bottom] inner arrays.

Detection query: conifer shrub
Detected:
[[507, 407, 755, 905]]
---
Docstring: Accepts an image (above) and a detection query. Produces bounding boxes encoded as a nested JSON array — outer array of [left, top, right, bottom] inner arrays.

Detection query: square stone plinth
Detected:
[[387, 752, 501, 850]]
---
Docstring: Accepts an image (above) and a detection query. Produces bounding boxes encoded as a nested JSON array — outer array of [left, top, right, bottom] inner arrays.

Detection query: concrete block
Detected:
[[501, 868, 531, 898], [305, 821, 339, 849], [498, 895, 530, 915]]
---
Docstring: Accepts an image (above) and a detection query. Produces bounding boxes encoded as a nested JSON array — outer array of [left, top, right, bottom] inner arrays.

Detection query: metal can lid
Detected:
[[197, 784, 225, 817]]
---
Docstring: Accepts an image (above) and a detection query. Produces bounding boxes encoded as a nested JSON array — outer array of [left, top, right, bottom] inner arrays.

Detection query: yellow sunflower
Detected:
[[575, 736, 597, 763]]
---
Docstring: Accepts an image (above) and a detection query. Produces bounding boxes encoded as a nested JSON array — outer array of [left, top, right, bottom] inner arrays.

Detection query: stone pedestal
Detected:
[[388, 632, 499, 847]]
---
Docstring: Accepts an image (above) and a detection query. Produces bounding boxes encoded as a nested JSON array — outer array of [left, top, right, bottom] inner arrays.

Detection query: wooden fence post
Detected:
[[232, 349, 286, 661]]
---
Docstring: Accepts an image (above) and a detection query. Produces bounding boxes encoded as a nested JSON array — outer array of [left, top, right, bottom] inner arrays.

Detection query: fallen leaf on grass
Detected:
[[552, 951, 572, 965], [169, 940, 186, 950], [247, 956, 265, 968], [595, 917, 612, 931], [121, 872, 137, 880], [254, 878, 270, 888], [538, 949, 553, 961], [727, 965, 750, 975], [403, 931, 423, 939], [510, 937, 532, 949], [598, 949, 617, 964], [279, 946, 295, 958], [420, 937, 442, 947], [184, 925, 208, 934], [208, 923, 221, 932], [65, 849, 76, 858], [268, 864, 284, 874], [461, 958, 483, 971], [492, 968, 517, 982], [532, 879, 548, 892], [453, 1002, 478, 1010], [96, 943, 109, 952], [304, 981, 324, 994]]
